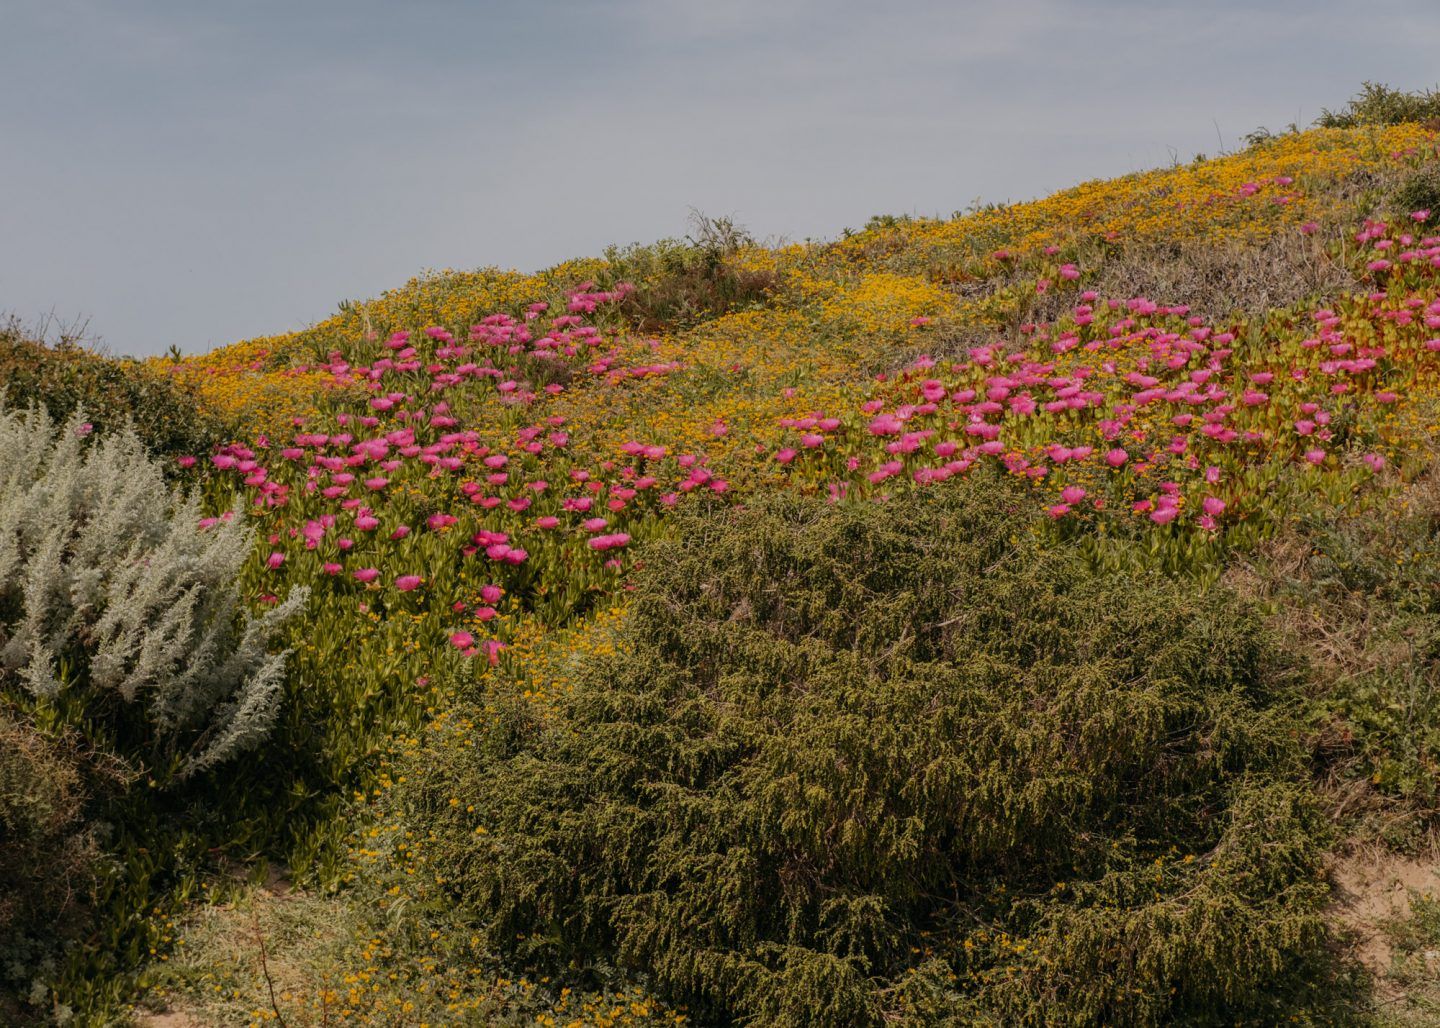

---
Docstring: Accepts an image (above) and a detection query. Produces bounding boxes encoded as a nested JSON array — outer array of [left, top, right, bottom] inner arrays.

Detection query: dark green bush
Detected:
[[0, 323, 228, 462], [414, 482, 1343, 1025]]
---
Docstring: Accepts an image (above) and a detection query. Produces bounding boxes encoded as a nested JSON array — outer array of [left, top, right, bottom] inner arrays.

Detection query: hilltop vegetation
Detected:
[[0, 318, 229, 462], [8, 84, 1440, 1024]]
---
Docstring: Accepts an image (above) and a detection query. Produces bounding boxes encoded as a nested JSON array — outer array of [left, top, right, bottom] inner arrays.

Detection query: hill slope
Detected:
[[11, 111, 1440, 1025]]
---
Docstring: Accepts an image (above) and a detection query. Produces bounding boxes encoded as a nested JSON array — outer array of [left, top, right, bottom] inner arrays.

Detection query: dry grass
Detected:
[[1331, 846, 1440, 979]]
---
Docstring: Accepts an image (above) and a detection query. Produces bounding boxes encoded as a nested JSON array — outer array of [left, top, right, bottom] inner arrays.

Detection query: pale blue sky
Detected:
[[3, 0, 1439, 357]]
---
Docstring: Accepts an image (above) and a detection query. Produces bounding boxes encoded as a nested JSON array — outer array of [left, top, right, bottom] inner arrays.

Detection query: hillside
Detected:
[[10, 96, 1440, 1025]]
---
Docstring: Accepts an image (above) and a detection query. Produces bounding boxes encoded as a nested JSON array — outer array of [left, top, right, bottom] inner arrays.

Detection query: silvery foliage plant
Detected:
[[0, 406, 306, 780]]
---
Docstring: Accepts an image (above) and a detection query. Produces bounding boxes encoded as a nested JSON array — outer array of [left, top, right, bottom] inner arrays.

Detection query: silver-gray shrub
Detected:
[[0, 406, 306, 780]]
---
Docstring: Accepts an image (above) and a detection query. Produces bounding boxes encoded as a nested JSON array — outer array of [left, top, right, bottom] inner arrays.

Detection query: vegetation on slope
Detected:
[[9, 84, 1440, 1025], [0, 408, 305, 1021]]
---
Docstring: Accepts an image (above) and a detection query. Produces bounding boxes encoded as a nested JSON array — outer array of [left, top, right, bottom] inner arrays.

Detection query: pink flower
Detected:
[[1060, 485, 1086, 505], [868, 460, 903, 484], [323, 562, 343, 575], [868, 414, 904, 436], [354, 567, 379, 583], [1202, 496, 1226, 516], [395, 575, 422, 591], [1104, 448, 1129, 468], [266, 551, 285, 569], [177, 455, 197, 468], [1304, 449, 1326, 465], [450, 631, 475, 650], [536, 515, 560, 529], [589, 533, 631, 551]]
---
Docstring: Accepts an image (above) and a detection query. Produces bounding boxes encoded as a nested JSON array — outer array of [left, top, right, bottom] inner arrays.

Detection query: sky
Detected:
[[3, 1, 1439, 358]]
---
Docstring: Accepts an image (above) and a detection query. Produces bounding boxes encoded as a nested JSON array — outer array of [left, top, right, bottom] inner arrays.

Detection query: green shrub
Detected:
[[1318, 82, 1440, 129], [0, 322, 228, 464], [414, 483, 1342, 1025], [595, 213, 777, 331]]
